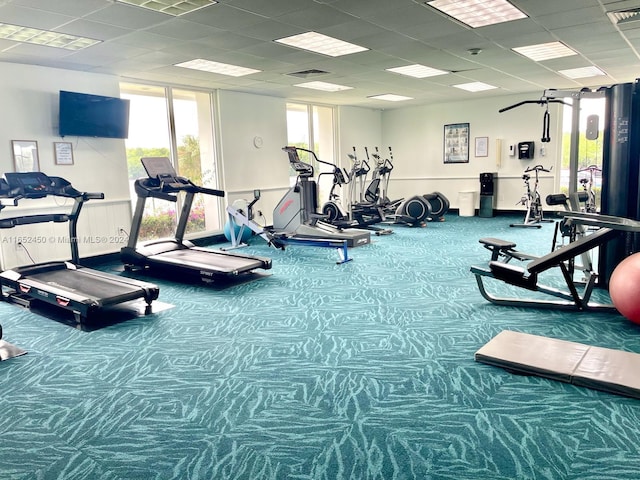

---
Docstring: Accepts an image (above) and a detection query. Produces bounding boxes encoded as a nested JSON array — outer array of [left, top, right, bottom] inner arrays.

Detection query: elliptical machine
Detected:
[[321, 147, 392, 235], [371, 147, 449, 226], [272, 147, 371, 248]]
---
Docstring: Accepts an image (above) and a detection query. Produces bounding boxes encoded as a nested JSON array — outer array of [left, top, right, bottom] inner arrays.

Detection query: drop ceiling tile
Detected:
[[475, 19, 548, 43], [226, 0, 315, 17], [234, 20, 301, 42], [331, 0, 414, 18], [84, 3, 169, 29], [8, 0, 109, 17], [146, 19, 224, 41], [273, 4, 355, 30], [536, 7, 610, 29], [116, 31, 189, 50], [191, 32, 261, 51], [512, 0, 600, 16], [0, 4, 74, 30], [321, 19, 394, 42], [53, 19, 131, 41], [180, 4, 265, 29], [365, 4, 447, 30]]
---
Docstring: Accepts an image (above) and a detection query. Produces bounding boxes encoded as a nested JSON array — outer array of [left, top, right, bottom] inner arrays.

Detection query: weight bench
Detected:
[[476, 330, 640, 399], [470, 227, 620, 311], [479, 237, 537, 263]]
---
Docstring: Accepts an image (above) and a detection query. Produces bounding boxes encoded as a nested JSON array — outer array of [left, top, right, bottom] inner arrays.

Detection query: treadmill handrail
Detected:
[[0, 213, 70, 228], [84, 192, 105, 201], [134, 178, 178, 202], [198, 185, 225, 197]]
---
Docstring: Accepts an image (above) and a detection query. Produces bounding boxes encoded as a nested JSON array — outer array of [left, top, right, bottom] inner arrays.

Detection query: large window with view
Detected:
[[560, 97, 605, 212], [120, 84, 221, 241]]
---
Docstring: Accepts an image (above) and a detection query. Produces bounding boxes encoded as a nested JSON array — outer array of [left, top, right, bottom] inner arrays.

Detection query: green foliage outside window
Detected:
[[127, 135, 207, 240]]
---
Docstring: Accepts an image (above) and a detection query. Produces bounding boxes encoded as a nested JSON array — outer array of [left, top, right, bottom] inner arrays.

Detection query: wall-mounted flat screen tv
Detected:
[[59, 90, 130, 139]]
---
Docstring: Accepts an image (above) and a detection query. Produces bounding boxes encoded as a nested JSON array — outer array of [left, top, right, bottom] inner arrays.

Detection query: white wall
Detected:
[[217, 90, 288, 226], [381, 93, 562, 211], [0, 62, 133, 268], [337, 106, 382, 169]]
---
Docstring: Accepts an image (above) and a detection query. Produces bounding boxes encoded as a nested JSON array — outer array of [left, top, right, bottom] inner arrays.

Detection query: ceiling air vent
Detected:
[[608, 8, 640, 26], [286, 69, 329, 78]]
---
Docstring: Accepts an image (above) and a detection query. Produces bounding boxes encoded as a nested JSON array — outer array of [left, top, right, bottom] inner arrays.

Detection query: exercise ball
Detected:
[[223, 221, 252, 243], [610, 253, 640, 324]]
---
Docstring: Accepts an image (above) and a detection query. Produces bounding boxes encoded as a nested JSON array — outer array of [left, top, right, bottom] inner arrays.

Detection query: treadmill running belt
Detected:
[[27, 268, 145, 302], [153, 249, 264, 273]]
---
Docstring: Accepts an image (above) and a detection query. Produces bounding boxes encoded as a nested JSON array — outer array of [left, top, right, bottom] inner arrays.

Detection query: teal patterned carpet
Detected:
[[1, 214, 640, 479]]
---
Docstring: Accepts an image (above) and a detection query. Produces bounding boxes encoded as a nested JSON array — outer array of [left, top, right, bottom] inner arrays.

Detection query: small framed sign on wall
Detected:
[[54, 141, 74, 165], [475, 136, 488, 157]]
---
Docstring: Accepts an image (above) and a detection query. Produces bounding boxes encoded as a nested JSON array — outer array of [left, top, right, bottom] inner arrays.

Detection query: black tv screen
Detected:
[[59, 90, 130, 139]]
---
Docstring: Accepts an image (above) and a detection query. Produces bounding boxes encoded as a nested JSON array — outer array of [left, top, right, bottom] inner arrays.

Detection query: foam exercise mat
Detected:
[[475, 330, 640, 399]]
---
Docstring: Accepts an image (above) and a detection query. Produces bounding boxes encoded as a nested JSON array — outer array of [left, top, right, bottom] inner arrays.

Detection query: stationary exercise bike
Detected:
[[510, 164, 553, 228], [578, 164, 601, 214], [545, 191, 592, 280]]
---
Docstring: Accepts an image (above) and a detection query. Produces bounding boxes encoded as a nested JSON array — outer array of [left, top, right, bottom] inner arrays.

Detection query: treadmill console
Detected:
[[5, 172, 53, 197], [141, 157, 189, 189]]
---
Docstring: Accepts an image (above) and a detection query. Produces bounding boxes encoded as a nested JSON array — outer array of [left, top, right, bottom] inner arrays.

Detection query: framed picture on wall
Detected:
[[475, 136, 488, 157], [12, 140, 40, 172], [54, 141, 74, 165], [443, 123, 469, 163]]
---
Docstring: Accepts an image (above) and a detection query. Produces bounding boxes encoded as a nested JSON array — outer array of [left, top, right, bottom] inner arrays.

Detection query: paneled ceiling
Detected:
[[1, 0, 639, 108]]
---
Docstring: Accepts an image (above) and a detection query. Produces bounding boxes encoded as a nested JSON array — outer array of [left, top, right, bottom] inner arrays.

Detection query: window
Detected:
[[121, 83, 221, 241], [560, 97, 605, 212]]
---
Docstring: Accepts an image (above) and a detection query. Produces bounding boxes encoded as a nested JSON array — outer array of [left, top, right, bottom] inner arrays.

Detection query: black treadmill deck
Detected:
[[1, 262, 159, 328], [153, 247, 268, 274]]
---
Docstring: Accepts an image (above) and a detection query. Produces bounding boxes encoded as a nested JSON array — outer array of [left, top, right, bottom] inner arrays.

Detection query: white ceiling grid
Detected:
[[0, 0, 637, 107]]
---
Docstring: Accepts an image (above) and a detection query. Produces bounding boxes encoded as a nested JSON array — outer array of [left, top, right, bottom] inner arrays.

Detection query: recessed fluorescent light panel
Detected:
[[116, 0, 217, 16], [0, 23, 100, 50], [368, 94, 414, 102], [294, 81, 353, 92], [386, 64, 449, 78], [175, 59, 260, 77], [558, 66, 607, 79], [512, 42, 577, 61], [453, 82, 497, 92], [427, 0, 527, 28], [275, 31, 368, 57]]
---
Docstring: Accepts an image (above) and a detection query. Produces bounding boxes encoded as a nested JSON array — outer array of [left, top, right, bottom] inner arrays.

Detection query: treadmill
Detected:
[[0, 172, 159, 329], [121, 157, 272, 282]]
